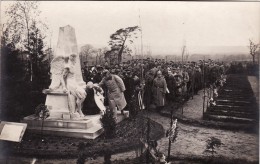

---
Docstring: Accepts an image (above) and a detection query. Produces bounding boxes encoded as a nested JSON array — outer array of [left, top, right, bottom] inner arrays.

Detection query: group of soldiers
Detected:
[[81, 58, 226, 115]]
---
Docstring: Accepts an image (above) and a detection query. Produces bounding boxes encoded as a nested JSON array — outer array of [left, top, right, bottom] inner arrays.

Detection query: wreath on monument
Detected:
[[35, 104, 50, 119]]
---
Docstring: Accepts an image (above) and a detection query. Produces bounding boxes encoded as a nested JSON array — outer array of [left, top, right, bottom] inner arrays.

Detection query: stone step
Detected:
[[48, 110, 70, 119], [22, 115, 94, 129], [26, 125, 104, 139]]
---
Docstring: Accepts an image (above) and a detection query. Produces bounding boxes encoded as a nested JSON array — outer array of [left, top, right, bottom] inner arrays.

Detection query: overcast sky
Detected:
[[1, 1, 260, 55]]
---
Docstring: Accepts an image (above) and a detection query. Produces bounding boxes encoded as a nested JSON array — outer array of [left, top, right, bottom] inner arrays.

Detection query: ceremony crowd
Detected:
[[81, 58, 226, 118]]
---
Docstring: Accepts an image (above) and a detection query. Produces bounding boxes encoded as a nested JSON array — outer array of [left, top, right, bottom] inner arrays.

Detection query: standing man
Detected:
[[98, 70, 127, 119], [83, 61, 90, 82], [93, 65, 103, 83], [182, 66, 190, 99], [124, 70, 135, 107], [152, 70, 167, 112]]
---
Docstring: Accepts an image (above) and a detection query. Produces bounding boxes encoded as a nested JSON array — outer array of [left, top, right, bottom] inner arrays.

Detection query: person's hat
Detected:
[[102, 69, 110, 75], [110, 69, 116, 73], [96, 65, 103, 70]]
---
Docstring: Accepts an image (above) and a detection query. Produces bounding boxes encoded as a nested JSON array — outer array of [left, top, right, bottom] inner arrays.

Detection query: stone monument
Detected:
[[22, 25, 102, 139], [44, 25, 86, 119], [22, 25, 128, 139]]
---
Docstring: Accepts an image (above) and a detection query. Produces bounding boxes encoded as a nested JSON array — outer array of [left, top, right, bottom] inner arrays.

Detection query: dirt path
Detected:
[[180, 90, 204, 120], [148, 112, 258, 161]]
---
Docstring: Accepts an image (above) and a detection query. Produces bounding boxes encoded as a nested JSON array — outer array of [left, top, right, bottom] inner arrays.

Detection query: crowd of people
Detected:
[[81, 58, 226, 118]]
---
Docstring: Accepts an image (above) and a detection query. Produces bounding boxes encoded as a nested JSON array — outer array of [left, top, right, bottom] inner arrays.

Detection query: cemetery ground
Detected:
[[0, 74, 258, 164]]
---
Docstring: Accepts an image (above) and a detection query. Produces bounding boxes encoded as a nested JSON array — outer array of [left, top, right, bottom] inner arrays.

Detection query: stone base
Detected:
[[43, 91, 70, 119], [21, 111, 129, 139]]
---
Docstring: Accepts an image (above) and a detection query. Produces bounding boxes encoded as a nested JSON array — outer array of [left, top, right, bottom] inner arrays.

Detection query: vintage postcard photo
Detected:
[[0, 1, 259, 163]]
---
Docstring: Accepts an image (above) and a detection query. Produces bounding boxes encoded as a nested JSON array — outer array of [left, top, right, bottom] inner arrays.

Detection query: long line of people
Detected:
[[82, 58, 226, 117]]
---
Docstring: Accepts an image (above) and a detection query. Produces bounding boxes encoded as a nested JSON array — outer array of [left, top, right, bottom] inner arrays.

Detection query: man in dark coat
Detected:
[[165, 69, 176, 103], [93, 66, 103, 83], [144, 70, 155, 109], [123, 70, 135, 106]]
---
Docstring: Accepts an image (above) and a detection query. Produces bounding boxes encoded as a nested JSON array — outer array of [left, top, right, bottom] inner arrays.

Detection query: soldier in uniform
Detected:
[[152, 70, 167, 112], [144, 70, 155, 109], [124, 69, 135, 107], [98, 70, 127, 119], [194, 65, 201, 94], [165, 68, 176, 103], [187, 63, 195, 99], [173, 67, 183, 98], [182, 66, 190, 99]]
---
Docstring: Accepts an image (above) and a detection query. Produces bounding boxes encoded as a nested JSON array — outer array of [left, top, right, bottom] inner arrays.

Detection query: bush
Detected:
[[204, 137, 222, 156], [100, 108, 117, 139]]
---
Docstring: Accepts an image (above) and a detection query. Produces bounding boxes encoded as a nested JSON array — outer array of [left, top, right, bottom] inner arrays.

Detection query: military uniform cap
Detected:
[[111, 69, 115, 73]]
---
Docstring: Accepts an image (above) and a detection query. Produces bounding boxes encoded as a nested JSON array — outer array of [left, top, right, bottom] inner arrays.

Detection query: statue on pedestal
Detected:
[[44, 54, 86, 118], [43, 25, 105, 119], [43, 25, 87, 119], [23, 25, 111, 139]]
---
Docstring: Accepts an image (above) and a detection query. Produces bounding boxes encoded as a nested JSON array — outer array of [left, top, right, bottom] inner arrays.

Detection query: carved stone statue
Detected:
[[44, 54, 86, 118], [47, 56, 66, 92], [63, 54, 86, 118], [44, 25, 87, 119]]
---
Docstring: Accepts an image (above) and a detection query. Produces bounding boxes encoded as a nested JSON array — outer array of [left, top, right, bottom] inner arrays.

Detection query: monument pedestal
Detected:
[[21, 111, 129, 139], [44, 91, 70, 119], [22, 91, 129, 139]]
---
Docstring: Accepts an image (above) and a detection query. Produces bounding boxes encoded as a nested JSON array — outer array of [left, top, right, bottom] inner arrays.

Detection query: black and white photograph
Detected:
[[0, 1, 259, 163]]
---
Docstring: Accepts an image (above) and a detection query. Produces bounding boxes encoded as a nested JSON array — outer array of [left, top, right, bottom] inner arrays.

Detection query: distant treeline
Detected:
[[128, 53, 252, 62]]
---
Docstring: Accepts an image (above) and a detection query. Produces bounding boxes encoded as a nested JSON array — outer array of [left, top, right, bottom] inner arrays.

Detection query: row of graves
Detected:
[[203, 72, 259, 132]]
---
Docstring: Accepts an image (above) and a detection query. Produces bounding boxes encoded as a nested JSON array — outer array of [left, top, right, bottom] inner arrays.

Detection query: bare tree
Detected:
[[4, 1, 48, 81], [249, 39, 259, 64], [95, 47, 108, 65], [79, 44, 95, 65], [185, 51, 189, 62]]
